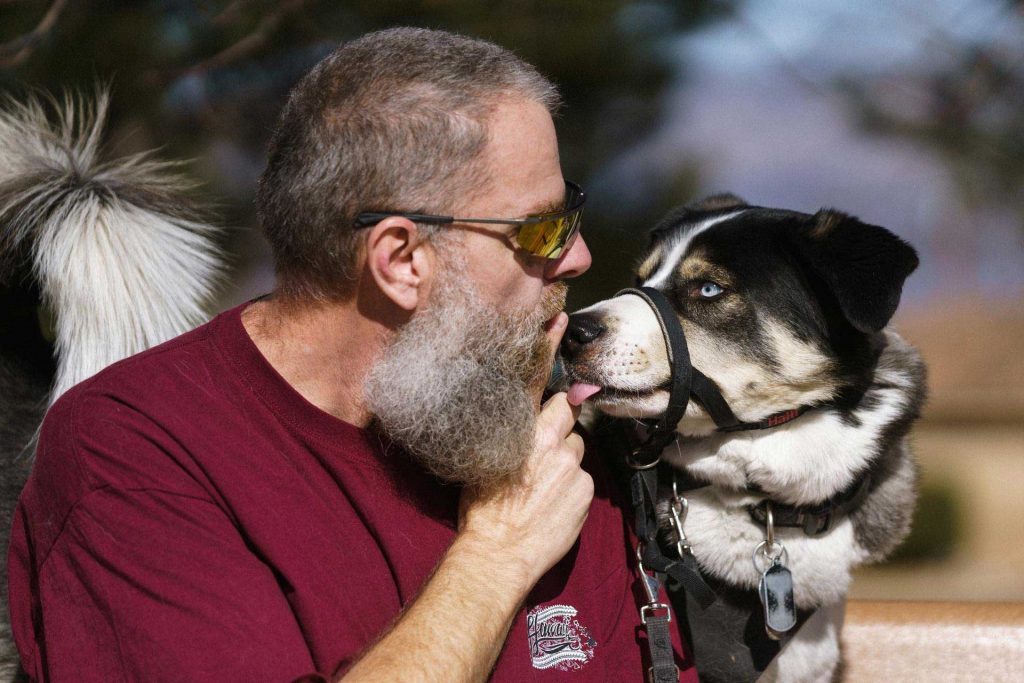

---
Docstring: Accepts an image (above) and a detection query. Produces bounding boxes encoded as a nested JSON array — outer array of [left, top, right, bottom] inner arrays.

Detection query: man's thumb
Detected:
[[544, 312, 569, 359], [530, 312, 569, 405]]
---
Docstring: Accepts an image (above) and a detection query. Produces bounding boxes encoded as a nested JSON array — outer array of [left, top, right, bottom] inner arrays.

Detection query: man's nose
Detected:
[[545, 233, 591, 281]]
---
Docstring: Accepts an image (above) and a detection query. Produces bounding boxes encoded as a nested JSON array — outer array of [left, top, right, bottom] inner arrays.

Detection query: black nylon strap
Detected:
[[614, 287, 821, 435], [644, 614, 680, 683], [748, 474, 873, 537], [690, 370, 739, 429], [616, 288, 741, 433], [644, 546, 716, 609], [614, 288, 692, 462], [639, 468, 660, 521], [637, 287, 693, 436], [628, 458, 716, 611], [631, 474, 651, 541], [672, 554, 717, 609], [630, 468, 663, 544]]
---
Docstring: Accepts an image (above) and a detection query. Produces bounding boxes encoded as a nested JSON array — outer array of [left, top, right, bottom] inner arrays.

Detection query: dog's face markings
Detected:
[[562, 200, 917, 433], [634, 243, 663, 284], [640, 210, 744, 290]]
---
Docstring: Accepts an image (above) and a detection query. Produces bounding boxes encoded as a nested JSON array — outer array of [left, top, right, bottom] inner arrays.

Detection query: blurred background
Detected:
[[2, 0, 1022, 602]]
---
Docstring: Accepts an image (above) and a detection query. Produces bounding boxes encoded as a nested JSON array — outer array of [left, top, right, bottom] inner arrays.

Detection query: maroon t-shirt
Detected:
[[8, 304, 697, 682]]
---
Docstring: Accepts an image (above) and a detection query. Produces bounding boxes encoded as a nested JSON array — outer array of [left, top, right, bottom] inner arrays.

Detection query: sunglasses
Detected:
[[353, 180, 585, 259]]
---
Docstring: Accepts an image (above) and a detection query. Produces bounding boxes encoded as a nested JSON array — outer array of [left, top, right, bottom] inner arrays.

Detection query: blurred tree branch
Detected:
[[834, 1, 1024, 231], [210, 0, 257, 27], [0, 0, 67, 67], [192, 0, 309, 74]]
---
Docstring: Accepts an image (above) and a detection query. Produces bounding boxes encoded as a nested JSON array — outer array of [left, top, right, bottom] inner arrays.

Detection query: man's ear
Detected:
[[364, 217, 434, 311], [790, 210, 919, 333]]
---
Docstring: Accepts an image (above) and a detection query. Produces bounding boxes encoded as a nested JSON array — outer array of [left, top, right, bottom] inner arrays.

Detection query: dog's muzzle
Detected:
[[565, 287, 741, 465]]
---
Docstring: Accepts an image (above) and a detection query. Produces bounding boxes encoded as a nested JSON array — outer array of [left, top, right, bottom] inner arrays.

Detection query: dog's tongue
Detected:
[[567, 383, 602, 406]]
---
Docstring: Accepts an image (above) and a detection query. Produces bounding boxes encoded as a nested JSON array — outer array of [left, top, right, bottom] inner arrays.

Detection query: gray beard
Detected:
[[364, 273, 566, 488]]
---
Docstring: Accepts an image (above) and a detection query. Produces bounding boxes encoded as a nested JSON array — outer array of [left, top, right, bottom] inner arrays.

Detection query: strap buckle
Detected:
[[799, 509, 833, 536], [640, 603, 672, 625], [636, 543, 672, 625], [648, 664, 681, 683]]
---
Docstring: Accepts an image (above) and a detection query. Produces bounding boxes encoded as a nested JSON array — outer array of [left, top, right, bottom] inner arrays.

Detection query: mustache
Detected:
[[541, 282, 568, 321]]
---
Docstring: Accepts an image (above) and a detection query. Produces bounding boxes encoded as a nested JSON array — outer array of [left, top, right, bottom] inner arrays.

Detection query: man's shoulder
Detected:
[[27, 312, 238, 511], [69, 310, 223, 403], [46, 303, 256, 433]]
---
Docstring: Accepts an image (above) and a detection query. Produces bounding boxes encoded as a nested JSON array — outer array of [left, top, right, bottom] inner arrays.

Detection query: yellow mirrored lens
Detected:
[[514, 183, 583, 258], [517, 217, 570, 258]]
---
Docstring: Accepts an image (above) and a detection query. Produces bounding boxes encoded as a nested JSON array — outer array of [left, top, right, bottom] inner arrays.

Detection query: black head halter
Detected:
[[616, 287, 740, 467]]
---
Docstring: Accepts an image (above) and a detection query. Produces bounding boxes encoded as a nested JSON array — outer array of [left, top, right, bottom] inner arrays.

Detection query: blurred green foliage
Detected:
[[1, 0, 736, 308], [887, 479, 963, 564]]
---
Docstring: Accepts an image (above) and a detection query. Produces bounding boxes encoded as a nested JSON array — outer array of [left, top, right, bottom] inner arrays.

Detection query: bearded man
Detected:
[[8, 28, 697, 682]]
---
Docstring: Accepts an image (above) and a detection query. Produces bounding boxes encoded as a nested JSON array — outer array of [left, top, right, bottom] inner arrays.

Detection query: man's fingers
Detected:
[[566, 432, 585, 464], [538, 391, 581, 438]]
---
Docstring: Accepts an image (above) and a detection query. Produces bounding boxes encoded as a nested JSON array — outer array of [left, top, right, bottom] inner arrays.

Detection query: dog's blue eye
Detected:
[[699, 282, 724, 299]]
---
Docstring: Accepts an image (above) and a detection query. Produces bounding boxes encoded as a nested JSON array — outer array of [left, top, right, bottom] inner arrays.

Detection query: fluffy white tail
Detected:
[[0, 90, 223, 403]]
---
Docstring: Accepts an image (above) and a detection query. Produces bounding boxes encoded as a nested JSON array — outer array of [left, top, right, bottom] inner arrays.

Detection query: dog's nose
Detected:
[[561, 313, 606, 359]]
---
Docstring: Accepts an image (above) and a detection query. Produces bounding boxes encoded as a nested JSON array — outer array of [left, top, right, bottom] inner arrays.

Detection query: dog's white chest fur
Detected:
[[683, 488, 860, 609]]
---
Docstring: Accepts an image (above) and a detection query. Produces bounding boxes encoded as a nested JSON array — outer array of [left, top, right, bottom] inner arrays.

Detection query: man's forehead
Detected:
[[466, 99, 563, 215]]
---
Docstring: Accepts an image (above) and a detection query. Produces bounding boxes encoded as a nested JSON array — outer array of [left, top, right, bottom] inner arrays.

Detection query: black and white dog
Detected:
[[0, 91, 223, 679], [560, 195, 925, 682]]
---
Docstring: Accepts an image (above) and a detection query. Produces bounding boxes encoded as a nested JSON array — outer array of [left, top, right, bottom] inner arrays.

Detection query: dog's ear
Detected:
[[790, 210, 919, 333], [686, 193, 748, 212]]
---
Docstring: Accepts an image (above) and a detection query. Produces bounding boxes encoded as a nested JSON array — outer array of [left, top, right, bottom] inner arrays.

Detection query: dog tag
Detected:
[[758, 560, 797, 640]]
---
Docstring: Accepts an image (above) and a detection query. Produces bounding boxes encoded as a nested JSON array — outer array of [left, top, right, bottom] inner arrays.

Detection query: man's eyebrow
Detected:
[[524, 198, 563, 216]]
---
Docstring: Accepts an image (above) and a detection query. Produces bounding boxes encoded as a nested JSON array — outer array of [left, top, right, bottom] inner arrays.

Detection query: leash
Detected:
[[628, 449, 715, 682]]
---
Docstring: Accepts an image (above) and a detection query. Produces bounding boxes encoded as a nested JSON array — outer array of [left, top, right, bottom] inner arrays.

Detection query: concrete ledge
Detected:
[[841, 601, 1024, 681]]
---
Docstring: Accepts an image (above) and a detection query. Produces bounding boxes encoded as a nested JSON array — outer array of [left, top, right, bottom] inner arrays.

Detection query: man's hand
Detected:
[[458, 390, 592, 589]]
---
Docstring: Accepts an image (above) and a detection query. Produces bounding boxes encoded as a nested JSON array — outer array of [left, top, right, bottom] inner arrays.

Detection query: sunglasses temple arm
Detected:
[[353, 213, 458, 228]]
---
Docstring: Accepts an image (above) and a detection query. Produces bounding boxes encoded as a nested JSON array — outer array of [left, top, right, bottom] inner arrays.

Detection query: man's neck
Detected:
[[240, 295, 390, 428]]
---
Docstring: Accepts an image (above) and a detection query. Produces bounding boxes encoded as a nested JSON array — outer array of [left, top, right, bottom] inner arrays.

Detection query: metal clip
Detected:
[[635, 543, 671, 624], [669, 474, 691, 557], [752, 502, 788, 572]]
